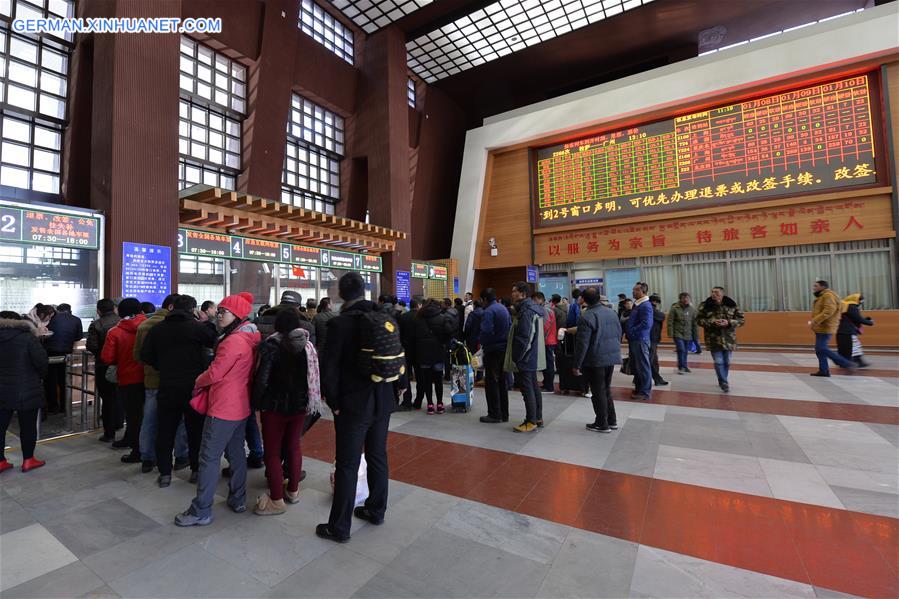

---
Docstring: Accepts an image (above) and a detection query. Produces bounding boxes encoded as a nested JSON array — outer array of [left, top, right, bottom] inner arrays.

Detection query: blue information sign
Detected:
[[122, 242, 171, 308], [526, 265, 539, 284], [396, 271, 411, 304], [453, 276, 460, 295]]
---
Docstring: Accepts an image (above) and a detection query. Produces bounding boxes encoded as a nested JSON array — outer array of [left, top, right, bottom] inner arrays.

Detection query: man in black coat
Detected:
[[44, 303, 84, 413], [140, 295, 216, 487], [649, 294, 669, 386], [396, 298, 422, 411], [316, 272, 407, 543], [257, 290, 316, 345]]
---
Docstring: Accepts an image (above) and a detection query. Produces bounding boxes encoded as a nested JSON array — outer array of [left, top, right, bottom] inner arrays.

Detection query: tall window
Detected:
[[178, 37, 246, 190], [299, 0, 354, 65], [282, 94, 344, 215], [0, 0, 74, 196], [407, 77, 416, 108]]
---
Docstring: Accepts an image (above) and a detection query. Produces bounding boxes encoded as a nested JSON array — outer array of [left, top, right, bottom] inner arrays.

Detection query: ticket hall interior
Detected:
[[0, 1, 898, 598]]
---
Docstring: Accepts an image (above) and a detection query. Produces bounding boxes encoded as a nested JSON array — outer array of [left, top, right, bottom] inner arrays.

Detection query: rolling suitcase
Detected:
[[556, 334, 586, 393]]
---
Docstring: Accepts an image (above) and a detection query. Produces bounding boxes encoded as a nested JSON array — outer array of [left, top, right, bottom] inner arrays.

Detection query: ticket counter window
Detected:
[[178, 255, 225, 304], [278, 263, 317, 304], [229, 259, 276, 315], [320, 269, 377, 311], [0, 242, 99, 325]]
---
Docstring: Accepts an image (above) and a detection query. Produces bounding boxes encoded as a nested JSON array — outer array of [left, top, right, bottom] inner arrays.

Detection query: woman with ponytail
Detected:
[[175, 292, 261, 527], [251, 308, 321, 515]]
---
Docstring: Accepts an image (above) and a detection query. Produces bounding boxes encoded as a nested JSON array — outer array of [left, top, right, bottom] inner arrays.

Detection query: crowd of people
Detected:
[[0, 273, 875, 543]]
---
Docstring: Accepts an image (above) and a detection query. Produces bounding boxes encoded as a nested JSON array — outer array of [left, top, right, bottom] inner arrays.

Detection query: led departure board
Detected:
[[177, 228, 382, 272], [534, 75, 879, 228], [0, 204, 100, 249]]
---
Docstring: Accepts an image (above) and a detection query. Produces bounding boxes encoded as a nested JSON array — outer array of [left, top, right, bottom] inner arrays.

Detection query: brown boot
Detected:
[[253, 494, 286, 516]]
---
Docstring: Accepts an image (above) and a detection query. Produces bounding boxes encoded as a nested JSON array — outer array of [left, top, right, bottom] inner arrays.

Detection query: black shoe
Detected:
[[315, 523, 349, 543], [189, 470, 198, 484], [141, 460, 156, 474], [396, 403, 413, 412], [810, 371, 830, 377], [157, 475, 171, 488], [655, 380, 669, 386], [412, 402, 422, 410], [98, 434, 114, 443], [719, 383, 730, 392], [173, 458, 189, 471], [299, 470, 307, 482], [354, 506, 384, 525], [479, 416, 501, 423], [683, 367, 692, 373], [610, 424, 619, 430], [121, 452, 141, 464], [247, 456, 264, 469], [586, 423, 611, 433], [501, 417, 509, 422], [221, 467, 232, 478], [536, 420, 544, 428], [111, 439, 130, 449]]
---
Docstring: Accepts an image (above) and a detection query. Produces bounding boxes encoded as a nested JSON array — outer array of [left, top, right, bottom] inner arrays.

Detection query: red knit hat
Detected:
[[218, 292, 254, 320]]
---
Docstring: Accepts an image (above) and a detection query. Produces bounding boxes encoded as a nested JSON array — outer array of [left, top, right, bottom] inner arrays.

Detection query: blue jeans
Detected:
[[628, 339, 652, 398], [815, 333, 852, 374], [542, 345, 556, 391], [674, 338, 690, 370], [711, 350, 731, 386], [139, 389, 187, 462], [190, 416, 247, 519], [245, 413, 263, 460]]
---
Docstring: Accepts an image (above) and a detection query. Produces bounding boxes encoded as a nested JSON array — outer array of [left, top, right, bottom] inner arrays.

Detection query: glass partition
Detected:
[[178, 255, 226, 304]]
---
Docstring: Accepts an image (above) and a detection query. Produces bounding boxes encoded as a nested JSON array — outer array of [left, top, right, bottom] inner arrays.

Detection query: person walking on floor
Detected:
[[649, 294, 669, 386], [624, 282, 654, 401], [0, 311, 48, 473], [316, 272, 407, 543], [508, 282, 546, 432], [533, 292, 558, 393], [175, 292, 260, 526], [134, 294, 189, 474], [100, 299, 147, 463], [140, 295, 216, 488], [87, 299, 121, 443], [697, 286, 745, 392], [412, 298, 455, 415], [837, 293, 874, 368], [809, 280, 857, 377], [252, 309, 321, 515], [667, 292, 699, 374], [478, 288, 511, 424], [44, 303, 83, 415], [572, 288, 622, 433]]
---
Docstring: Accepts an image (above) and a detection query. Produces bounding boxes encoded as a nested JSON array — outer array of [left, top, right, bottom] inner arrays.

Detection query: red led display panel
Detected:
[[533, 75, 879, 228]]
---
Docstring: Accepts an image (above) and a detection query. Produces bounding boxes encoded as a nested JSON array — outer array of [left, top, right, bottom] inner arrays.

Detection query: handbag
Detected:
[[620, 357, 633, 375], [189, 387, 209, 415]]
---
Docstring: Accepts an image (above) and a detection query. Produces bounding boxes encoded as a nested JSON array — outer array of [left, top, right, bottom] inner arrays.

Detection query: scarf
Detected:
[[840, 293, 861, 314]]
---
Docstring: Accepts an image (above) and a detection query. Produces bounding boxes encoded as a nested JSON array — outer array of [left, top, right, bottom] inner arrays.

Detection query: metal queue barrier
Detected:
[[44, 352, 100, 437]]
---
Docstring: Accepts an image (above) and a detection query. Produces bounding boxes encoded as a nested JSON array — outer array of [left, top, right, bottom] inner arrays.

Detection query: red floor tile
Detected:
[[517, 463, 599, 526], [641, 480, 720, 562], [574, 469, 652, 541]]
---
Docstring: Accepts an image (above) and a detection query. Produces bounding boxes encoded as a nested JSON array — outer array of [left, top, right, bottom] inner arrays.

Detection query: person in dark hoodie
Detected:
[[837, 293, 874, 367], [0, 311, 48, 473], [316, 272, 407, 543], [507, 282, 545, 433], [101, 298, 148, 462], [696, 286, 745, 392], [252, 309, 321, 515], [140, 295, 216, 487], [479, 288, 511, 424], [86, 299, 121, 443], [44, 303, 83, 414], [412, 298, 455, 415]]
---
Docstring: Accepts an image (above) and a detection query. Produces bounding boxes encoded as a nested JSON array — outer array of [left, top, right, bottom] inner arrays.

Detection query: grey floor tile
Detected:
[[41, 498, 161, 559], [78, 584, 121, 598], [866, 423, 899, 447], [107, 544, 271, 598], [267, 545, 383, 598], [664, 412, 744, 429], [747, 431, 812, 463], [27, 480, 134, 523], [81, 525, 199, 583], [433, 500, 570, 565], [739, 412, 792, 435], [660, 423, 756, 458], [0, 492, 35, 535], [602, 419, 662, 477], [813, 585, 857, 598], [0, 523, 78, 592], [197, 511, 334, 587], [1, 561, 105, 598], [354, 528, 548, 599], [536, 528, 638, 598], [830, 485, 899, 518]]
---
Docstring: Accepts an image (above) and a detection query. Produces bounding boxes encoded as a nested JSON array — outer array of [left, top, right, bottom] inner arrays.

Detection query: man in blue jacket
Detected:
[[478, 288, 511, 424], [509, 282, 544, 433], [573, 288, 622, 432], [45, 303, 84, 413], [625, 282, 654, 401]]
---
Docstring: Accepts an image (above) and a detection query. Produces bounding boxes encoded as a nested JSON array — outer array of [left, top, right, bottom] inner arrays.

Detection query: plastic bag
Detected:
[[330, 454, 369, 507], [471, 348, 484, 370]]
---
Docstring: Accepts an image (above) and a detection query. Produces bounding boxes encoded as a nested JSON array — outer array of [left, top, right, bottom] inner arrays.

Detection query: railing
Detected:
[[44, 351, 100, 438]]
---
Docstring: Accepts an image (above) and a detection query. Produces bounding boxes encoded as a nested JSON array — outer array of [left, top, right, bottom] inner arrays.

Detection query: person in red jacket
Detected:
[[176, 292, 261, 527], [100, 298, 147, 463]]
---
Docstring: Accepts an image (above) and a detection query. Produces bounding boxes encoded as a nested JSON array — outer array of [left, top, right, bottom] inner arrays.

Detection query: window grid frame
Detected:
[[329, 0, 433, 35], [178, 98, 241, 189], [300, 0, 354, 65], [178, 36, 247, 116], [0, 110, 62, 194]]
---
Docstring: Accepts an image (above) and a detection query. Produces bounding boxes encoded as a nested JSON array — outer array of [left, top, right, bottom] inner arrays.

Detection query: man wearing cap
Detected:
[[257, 290, 316, 345]]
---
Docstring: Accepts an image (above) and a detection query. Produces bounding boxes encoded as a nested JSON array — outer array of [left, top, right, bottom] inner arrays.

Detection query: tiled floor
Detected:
[[1, 351, 897, 598]]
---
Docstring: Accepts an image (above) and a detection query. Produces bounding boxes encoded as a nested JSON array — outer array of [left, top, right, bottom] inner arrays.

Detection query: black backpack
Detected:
[[358, 310, 406, 383]]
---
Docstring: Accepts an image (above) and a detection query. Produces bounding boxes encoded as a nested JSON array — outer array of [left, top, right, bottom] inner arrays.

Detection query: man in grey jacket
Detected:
[[573, 288, 622, 433]]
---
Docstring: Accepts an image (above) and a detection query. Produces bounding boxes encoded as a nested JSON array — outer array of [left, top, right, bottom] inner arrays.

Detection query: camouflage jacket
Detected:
[[696, 296, 745, 351]]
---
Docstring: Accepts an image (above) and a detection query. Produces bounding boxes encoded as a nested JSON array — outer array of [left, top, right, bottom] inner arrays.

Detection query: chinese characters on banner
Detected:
[[534, 75, 877, 227], [0, 203, 100, 249], [122, 243, 171, 308], [534, 197, 894, 264]]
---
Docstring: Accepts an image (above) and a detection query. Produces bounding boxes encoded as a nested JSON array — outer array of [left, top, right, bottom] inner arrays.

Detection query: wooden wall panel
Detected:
[[475, 148, 532, 270]]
